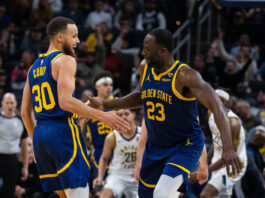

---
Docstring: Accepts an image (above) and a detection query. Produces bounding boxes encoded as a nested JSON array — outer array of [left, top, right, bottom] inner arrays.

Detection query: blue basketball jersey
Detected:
[[86, 116, 113, 161], [28, 50, 74, 120], [140, 60, 202, 147]]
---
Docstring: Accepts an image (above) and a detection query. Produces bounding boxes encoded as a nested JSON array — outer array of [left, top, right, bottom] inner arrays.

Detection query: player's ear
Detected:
[[57, 32, 64, 43], [159, 47, 167, 56]]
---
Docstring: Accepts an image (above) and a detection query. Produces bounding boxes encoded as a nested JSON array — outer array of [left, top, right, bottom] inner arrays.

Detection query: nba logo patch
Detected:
[[40, 59, 44, 65]]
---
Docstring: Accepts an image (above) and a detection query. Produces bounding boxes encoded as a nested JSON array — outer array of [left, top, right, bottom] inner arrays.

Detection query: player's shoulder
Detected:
[[177, 64, 202, 85], [53, 54, 76, 65]]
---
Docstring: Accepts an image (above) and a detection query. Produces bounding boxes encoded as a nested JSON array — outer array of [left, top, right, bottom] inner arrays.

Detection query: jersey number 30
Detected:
[[146, 101, 165, 121], [32, 82, 55, 113]]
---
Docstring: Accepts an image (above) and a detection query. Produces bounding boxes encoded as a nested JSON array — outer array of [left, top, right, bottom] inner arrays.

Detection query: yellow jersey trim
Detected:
[[171, 64, 196, 101], [139, 177, 156, 188], [51, 53, 64, 64], [39, 117, 77, 179], [71, 117, 90, 168], [39, 50, 60, 57], [166, 163, 190, 175], [140, 64, 148, 88], [151, 60, 179, 81], [86, 125, 92, 142]]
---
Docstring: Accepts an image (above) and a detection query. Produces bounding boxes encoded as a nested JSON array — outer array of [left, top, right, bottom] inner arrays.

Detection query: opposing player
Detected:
[[93, 109, 141, 198], [88, 28, 242, 197], [20, 17, 129, 198], [200, 89, 247, 198]]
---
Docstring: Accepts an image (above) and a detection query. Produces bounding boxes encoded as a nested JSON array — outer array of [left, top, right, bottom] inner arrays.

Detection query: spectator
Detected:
[[60, 0, 86, 28], [85, 22, 113, 53], [32, 0, 63, 14], [84, 0, 112, 29], [247, 126, 265, 174], [21, 27, 43, 56], [0, 4, 12, 29], [28, 0, 54, 29], [251, 90, 265, 124], [9, 0, 32, 27], [257, 61, 265, 81], [0, 28, 16, 60], [235, 100, 262, 131], [15, 137, 45, 198], [114, 0, 140, 29], [136, 0, 166, 31], [11, 51, 33, 102], [0, 93, 28, 198], [0, 56, 7, 98]]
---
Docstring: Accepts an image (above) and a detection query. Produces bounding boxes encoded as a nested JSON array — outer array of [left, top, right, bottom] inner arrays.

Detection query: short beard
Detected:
[[63, 42, 75, 57], [148, 52, 164, 69]]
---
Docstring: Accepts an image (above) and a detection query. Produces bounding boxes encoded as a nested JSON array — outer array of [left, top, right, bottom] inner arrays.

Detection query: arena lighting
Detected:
[[215, 0, 265, 7]]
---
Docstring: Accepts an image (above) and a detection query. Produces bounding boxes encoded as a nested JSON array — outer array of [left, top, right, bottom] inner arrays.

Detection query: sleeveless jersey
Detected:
[[109, 126, 141, 176], [141, 60, 201, 147], [209, 110, 247, 180], [28, 50, 74, 121]]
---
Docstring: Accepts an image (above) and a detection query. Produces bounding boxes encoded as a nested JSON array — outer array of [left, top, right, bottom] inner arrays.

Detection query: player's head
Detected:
[[93, 71, 113, 99], [215, 88, 231, 107], [118, 109, 136, 129], [142, 28, 174, 69], [1, 93, 17, 115], [47, 17, 79, 57]]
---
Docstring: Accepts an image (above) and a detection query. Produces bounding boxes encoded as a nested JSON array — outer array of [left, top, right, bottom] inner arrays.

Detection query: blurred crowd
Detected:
[[0, 0, 264, 197]]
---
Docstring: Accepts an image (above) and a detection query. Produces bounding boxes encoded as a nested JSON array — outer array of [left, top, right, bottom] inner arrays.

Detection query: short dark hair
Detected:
[[93, 71, 113, 86], [47, 17, 75, 39], [149, 28, 174, 52]]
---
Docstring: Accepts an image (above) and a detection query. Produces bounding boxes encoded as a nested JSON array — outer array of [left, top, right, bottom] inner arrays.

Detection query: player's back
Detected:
[[28, 50, 73, 120]]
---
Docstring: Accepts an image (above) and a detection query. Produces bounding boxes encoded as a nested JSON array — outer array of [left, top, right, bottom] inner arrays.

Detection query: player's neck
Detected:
[[47, 43, 63, 53], [154, 58, 175, 74], [97, 94, 111, 101]]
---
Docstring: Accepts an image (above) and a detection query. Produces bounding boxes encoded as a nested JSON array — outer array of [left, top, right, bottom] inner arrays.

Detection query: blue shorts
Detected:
[[138, 133, 204, 198], [33, 117, 90, 192]]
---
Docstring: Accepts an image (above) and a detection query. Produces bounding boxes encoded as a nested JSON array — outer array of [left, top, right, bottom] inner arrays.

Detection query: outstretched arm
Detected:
[[178, 67, 242, 176], [54, 55, 129, 132]]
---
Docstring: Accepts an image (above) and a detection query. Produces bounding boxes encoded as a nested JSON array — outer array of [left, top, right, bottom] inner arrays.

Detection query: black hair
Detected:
[[93, 71, 113, 86], [47, 17, 75, 39], [149, 28, 174, 52]]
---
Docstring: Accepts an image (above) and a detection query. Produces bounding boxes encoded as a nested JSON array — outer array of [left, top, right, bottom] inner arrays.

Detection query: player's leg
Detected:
[[200, 184, 218, 198], [123, 180, 138, 198], [153, 174, 183, 198], [100, 188, 114, 198], [64, 185, 90, 198], [56, 190, 67, 198]]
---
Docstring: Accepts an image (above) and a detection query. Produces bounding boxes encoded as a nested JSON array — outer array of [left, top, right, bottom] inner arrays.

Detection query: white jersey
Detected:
[[108, 126, 141, 176], [208, 110, 247, 181]]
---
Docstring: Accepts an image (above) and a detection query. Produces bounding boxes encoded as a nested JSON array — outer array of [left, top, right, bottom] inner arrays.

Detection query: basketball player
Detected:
[[88, 28, 242, 197], [20, 17, 129, 198], [93, 109, 140, 198], [200, 89, 247, 198]]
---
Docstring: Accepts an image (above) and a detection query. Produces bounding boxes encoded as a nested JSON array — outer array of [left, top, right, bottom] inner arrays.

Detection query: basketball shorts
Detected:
[[104, 173, 138, 198], [138, 133, 204, 198], [33, 117, 90, 192]]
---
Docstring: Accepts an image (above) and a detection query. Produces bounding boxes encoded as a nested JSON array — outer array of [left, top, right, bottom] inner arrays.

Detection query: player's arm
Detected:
[[20, 137, 29, 181], [177, 67, 242, 176], [93, 133, 115, 188], [54, 55, 129, 132], [90, 60, 146, 110], [21, 76, 36, 139], [135, 119, 147, 182]]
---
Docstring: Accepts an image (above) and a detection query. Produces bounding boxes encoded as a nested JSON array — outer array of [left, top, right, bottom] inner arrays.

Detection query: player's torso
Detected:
[[209, 110, 247, 173], [28, 50, 74, 121], [109, 126, 141, 175], [141, 60, 201, 147]]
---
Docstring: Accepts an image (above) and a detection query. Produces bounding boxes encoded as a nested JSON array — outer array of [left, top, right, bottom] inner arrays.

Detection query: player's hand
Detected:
[[133, 162, 141, 182], [196, 165, 208, 184], [222, 150, 242, 177], [93, 178, 102, 189], [101, 111, 130, 133], [86, 95, 103, 110], [21, 166, 28, 181]]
